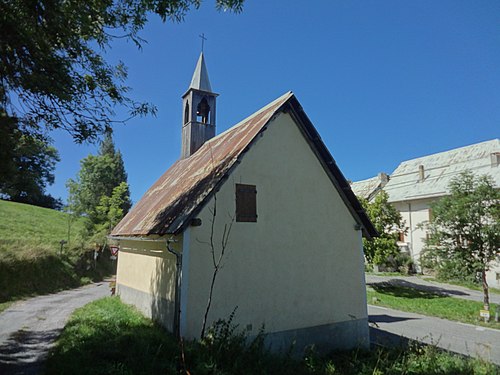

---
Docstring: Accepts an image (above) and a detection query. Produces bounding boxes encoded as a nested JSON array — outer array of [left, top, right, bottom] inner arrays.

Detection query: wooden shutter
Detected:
[[235, 184, 257, 222]]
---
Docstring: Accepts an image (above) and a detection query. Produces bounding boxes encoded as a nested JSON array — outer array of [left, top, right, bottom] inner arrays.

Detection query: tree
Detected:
[[0, 120, 62, 209], [92, 182, 131, 244], [67, 132, 131, 240], [1, 0, 244, 144], [423, 171, 499, 310], [200, 193, 234, 339], [360, 191, 406, 267]]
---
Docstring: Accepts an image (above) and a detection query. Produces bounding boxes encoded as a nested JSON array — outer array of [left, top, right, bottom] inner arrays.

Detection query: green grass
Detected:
[[45, 297, 180, 375], [366, 271, 406, 277], [0, 300, 14, 314], [0, 200, 112, 303], [422, 277, 500, 295], [367, 283, 500, 329], [0, 199, 84, 249], [45, 297, 498, 375]]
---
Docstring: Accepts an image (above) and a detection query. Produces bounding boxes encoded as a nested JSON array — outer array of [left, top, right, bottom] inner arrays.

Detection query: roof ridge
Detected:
[[205, 91, 294, 145], [351, 175, 380, 185], [396, 138, 500, 166]]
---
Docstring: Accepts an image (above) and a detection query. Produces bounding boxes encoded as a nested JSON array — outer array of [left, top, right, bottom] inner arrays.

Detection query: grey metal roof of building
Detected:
[[187, 52, 212, 93], [384, 139, 500, 203], [350, 174, 388, 201], [111, 92, 377, 239]]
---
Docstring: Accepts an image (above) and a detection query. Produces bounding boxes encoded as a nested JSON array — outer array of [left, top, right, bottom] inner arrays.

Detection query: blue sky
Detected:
[[47, 0, 500, 204]]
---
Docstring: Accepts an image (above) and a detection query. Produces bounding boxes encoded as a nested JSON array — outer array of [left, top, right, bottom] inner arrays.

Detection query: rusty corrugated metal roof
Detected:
[[111, 91, 378, 239], [111, 92, 293, 236]]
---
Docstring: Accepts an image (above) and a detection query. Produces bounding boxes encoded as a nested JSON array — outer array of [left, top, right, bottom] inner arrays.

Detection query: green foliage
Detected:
[[0, 0, 244, 144], [392, 252, 414, 275], [46, 297, 498, 374], [422, 171, 500, 305], [92, 182, 131, 243], [367, 283, 500, 329], [67, 133, 131, 244], [0, 121, 61, 209], [361, 191, 406, 266], [0, 200, 112, 302]]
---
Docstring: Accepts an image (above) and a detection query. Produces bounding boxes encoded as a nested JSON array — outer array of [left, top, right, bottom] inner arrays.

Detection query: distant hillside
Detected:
[[0, 200, 111, 304]]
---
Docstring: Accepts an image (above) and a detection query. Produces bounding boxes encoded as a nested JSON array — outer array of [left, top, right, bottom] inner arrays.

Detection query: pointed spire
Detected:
[[188, 52, 212, 92]]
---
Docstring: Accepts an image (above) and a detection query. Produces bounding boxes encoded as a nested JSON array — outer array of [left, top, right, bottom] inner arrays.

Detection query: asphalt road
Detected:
[[1, 275, 499, 374], [369, 304, 500, 365], [0, 282, 109, 375], [365, 274, 500, 305]]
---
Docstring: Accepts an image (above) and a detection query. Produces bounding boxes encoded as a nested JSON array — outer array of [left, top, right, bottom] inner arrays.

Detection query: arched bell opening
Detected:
[[184, 101, 190, 124], [196, 97, 210, 124]]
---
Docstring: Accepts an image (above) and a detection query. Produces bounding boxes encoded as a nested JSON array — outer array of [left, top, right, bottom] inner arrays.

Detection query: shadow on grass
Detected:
[[0, 250, 114, 304], [44, 317, 179, 375], [370, 282, 447, 299], [367, 279, 469, 298]]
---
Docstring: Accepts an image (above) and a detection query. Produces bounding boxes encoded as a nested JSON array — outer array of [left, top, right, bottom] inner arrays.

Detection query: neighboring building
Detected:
[[350, 173, 389, 202], [110, 53, 376, 354], [352, 139, 500, 286]]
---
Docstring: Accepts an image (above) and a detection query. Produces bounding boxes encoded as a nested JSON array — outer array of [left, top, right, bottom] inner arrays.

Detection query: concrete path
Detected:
[[369, 305, 500, 365], [0, 282, 110, 375], [366, 274, 500, 305]]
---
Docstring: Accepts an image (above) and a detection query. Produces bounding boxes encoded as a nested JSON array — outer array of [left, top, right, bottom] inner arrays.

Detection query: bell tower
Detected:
[[181, 52, 218, 158]]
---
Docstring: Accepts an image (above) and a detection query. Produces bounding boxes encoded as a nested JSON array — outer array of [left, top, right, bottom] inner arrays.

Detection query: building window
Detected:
[[235, 184, 257, 222]]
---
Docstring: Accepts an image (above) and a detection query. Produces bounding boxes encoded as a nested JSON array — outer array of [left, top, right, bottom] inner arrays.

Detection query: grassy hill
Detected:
[[0, 200, 111, 305], [0, 199, 84, 251]]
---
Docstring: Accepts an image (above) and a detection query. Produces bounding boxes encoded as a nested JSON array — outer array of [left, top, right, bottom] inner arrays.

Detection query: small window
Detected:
[[235, 184, 257, 222]]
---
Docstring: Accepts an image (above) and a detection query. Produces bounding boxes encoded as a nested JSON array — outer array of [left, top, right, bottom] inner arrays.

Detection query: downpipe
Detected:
[[166, 238, 182, 340]]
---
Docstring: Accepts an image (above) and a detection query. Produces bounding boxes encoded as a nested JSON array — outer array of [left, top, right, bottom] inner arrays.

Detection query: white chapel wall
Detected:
[[183, 112, 368, 349]]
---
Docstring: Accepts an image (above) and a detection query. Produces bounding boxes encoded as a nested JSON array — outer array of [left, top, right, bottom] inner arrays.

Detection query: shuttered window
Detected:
[[235, 184, 257, 222]]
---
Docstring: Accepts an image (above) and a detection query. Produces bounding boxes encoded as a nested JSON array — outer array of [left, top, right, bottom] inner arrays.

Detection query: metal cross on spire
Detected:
[[199, 33, 207, 52]]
